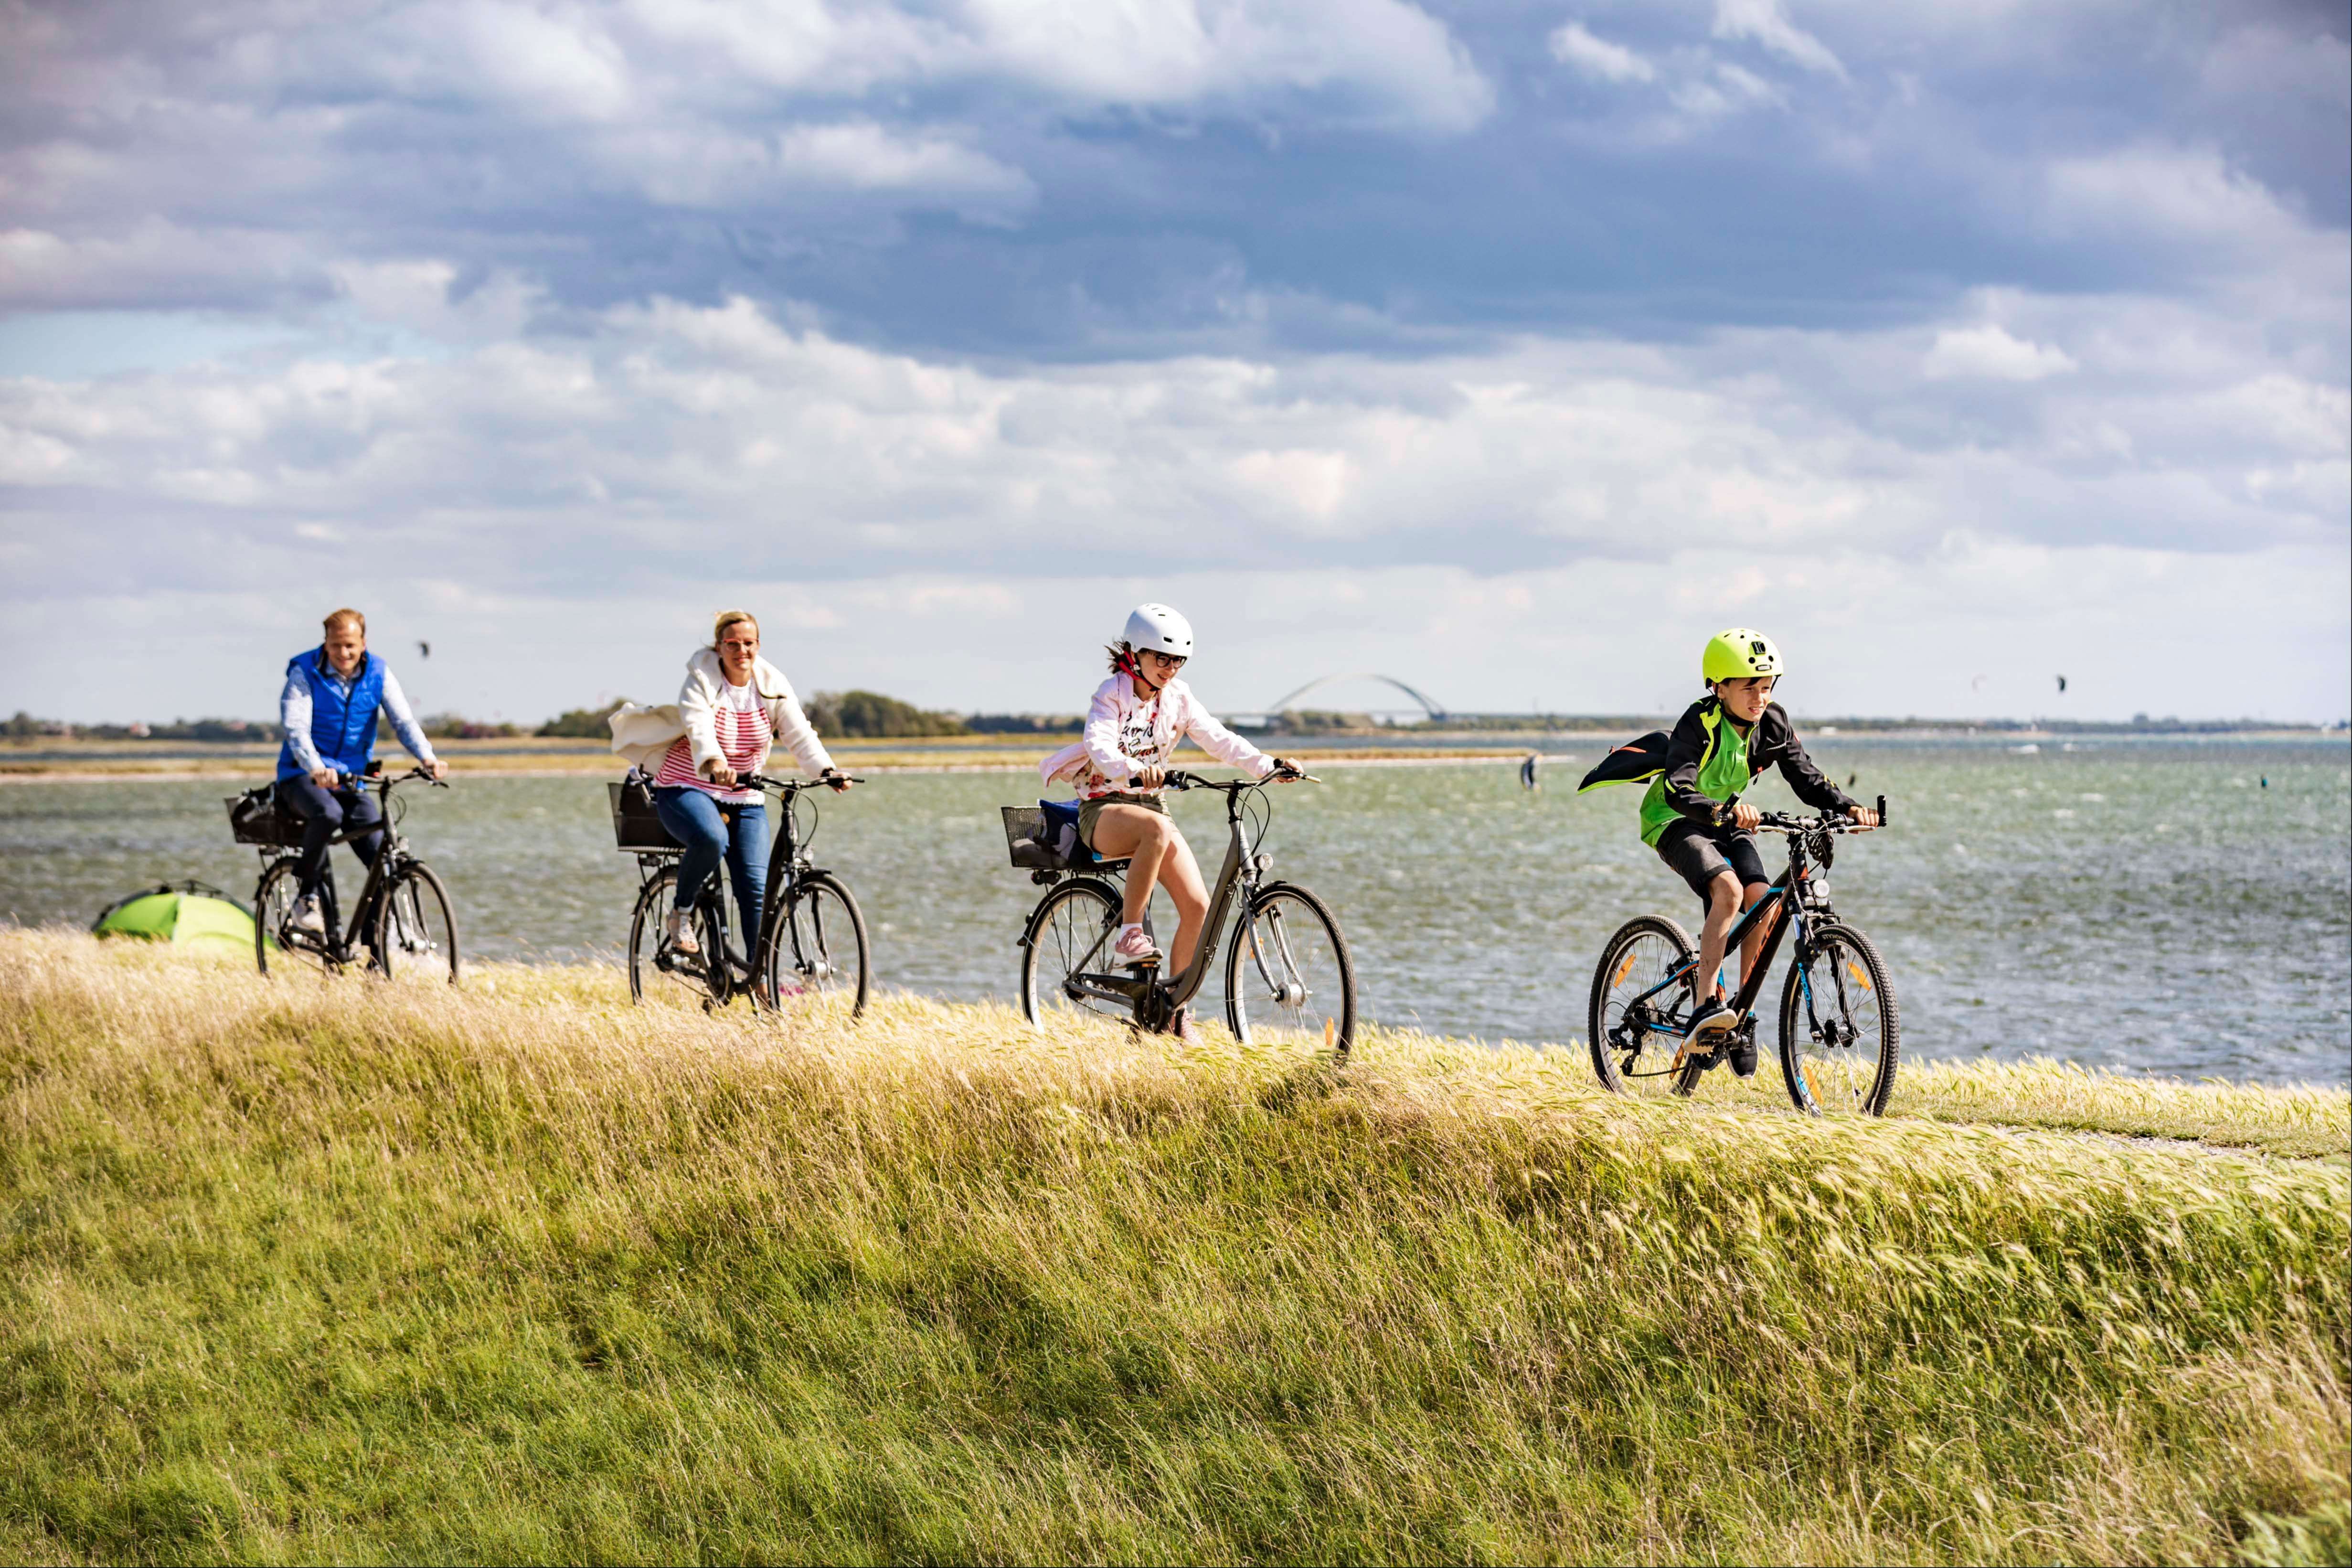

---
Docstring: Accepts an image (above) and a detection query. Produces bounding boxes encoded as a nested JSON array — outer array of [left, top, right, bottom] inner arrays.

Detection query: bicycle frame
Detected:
[[269, 767, 432, 962], [1022, 773, 1275, 1019], [650, 772, 853, 997], [1616, 821, 1841, 1042]]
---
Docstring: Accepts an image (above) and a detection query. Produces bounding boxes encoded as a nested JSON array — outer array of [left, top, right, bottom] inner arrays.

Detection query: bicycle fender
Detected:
[[1017, 876, 1123, 949]]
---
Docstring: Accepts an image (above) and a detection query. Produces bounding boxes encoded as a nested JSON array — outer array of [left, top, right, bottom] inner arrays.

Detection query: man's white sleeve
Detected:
[[376, 669, 440, 767], [281, 670, 325, 776]]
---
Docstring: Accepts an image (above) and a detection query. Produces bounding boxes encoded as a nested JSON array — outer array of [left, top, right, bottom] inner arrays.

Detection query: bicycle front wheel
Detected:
[[373, 861, 460, 987], [1588, 915, 1704, 1099], [1224, 883, 1355, 1058], [761, 872, 870, 1018], [1019, 879, 1124, 1028], [255, 858, 338, 977], [627, 863, 726, 1009], [1779, 921, 1899, 1116]]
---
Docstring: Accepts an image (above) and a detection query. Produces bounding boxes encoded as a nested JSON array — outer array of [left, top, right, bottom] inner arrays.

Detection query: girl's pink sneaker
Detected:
[[1113, 925, 1160, 966]]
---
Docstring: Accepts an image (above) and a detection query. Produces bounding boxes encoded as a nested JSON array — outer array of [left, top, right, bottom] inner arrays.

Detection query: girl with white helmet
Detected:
[[1039, 603, 1298, 1035]]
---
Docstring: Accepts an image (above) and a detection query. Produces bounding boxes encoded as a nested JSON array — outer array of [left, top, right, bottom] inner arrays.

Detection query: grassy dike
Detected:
[[0, 932, 2344, 1565]]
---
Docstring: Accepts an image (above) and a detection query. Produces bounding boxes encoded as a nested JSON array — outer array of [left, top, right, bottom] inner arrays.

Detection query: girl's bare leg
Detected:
[[1086, 806, 1211, 981]]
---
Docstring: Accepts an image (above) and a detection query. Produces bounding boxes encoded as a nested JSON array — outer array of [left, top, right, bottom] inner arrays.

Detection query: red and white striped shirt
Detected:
[[654, 679, 769, 802]]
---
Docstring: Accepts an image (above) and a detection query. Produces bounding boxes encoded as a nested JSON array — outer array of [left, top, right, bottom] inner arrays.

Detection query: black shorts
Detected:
[[1655, 817, 1769, 906]]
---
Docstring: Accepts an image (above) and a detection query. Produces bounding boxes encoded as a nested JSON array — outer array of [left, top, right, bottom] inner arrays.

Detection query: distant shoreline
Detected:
[[1, 726, 2340, 783]]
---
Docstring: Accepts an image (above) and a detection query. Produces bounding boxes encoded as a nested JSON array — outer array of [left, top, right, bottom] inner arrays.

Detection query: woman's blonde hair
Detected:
[[711, 609, 759, 649]]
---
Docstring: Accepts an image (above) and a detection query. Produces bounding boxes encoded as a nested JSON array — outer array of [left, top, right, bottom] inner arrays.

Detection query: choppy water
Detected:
[[4, 738, 2346, 1086]]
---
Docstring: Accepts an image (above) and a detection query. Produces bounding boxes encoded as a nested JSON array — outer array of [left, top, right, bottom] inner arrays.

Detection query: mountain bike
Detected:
[[1588, 797, 1898, 1115], [1009, 768, 1355, 1056], [619, 772, 871, 1016], [240, 765, 459, 985]]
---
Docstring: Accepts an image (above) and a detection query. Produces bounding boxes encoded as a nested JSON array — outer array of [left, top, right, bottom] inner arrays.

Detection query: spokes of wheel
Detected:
[[1019, 880, 1125, 1027], [255, 858, 337, 977], [373, 863, 461, 987], [1224, 885, 1355, 1057], [764, 873, 871, 1019], [1587, 916, 1703, 1099], [627, 865, 725, 1009], [1779, 922, 1900, 1116]]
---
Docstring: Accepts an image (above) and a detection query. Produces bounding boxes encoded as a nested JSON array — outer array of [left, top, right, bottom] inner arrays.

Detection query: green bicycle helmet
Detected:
[[1703, 628, 1784, 685]]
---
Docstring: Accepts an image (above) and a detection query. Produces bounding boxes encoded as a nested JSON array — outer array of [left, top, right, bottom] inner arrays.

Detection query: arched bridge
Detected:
[[1264, 673, 1447, 720]]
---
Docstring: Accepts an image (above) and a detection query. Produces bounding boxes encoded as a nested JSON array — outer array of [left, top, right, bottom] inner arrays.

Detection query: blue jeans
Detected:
[[654, 787, 770, 942], [279, 773, 384, 896]]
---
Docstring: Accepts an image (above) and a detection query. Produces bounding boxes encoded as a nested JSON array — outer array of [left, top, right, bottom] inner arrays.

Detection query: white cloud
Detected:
[[1922, 324, 2077, 382], [1548, 22, 1657, 85], [3, 288, 2340, 659], [610, 121, 1035, 211], [0, 222, 314, 312], [1712, 0, 1849, 80], [1670, 62, 1784, 121]]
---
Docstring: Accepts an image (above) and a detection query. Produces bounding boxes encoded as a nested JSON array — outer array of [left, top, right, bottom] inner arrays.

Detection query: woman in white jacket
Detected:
[[649, 610, 851, 957], [1040, 604, 1297, 1025]]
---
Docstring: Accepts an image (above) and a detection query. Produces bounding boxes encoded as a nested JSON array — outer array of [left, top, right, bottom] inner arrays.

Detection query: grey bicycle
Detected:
[[1008, 767, 1355, 1056]]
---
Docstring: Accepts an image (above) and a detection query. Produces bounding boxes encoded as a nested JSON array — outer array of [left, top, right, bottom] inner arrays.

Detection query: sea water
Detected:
[[4, 737, 2345, 1086]]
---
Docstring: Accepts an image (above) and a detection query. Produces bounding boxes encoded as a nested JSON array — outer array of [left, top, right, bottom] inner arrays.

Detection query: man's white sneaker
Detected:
[[1113, 924, 1160, 966], [289, 892, 325, 935], [663, 910, 700, 956]]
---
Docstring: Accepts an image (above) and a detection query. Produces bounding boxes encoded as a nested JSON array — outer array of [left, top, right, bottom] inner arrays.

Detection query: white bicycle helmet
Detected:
[[1121, 603, 1194, 658]]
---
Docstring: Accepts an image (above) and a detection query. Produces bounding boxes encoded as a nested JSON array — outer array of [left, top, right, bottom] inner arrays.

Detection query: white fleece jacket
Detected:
[[1039, 673, 1273, 796], [607, 650, 835, 780]]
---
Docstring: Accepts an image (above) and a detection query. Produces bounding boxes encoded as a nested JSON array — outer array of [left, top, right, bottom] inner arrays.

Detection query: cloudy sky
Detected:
[[2, 0, 2345, 725]]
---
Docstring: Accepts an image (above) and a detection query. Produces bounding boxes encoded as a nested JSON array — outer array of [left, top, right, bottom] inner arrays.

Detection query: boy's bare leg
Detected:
[[1738, 883, 1777, 998], [1694, 870, 1741, 1003]]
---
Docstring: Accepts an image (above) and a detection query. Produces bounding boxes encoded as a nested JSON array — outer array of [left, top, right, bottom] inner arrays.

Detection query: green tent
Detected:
[[92, 880, 257, 954]]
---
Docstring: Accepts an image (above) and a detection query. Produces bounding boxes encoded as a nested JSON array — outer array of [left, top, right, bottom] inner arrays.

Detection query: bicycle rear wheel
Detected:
[[1224, 883, 1355, 1058], [373, 862, 460, 987], [761, 872, 870, 1018], [627, 863, 726, 1008], [1019, 879, 1126, 1027], [255, 858, 338, 977], [1588, 915, 1705, 1099], [1779, 921, 1899, 1116]]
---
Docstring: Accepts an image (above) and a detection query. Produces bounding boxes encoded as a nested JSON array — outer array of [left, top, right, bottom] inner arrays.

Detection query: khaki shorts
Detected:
[[1078, 791, 1166, 850]]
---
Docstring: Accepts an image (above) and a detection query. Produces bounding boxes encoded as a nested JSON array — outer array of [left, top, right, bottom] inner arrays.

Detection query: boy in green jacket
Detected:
[[1639, 629, 1877, 1070]]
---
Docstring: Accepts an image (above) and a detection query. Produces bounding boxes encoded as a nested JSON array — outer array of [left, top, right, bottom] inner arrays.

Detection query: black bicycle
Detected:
[[1588, 797, 1898, 1114], [232, 765, 460, 985], [1006, 768, 1355, 1056], [616, 771, 871, 1016]]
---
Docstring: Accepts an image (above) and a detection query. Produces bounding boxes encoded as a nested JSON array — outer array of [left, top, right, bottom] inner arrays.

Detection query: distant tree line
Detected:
[[6, 713, 282, 741], [962, 713, 1081, 735], [805, 691, 966, 738]]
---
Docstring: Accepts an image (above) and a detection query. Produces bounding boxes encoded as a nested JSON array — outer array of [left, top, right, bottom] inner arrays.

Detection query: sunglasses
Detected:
[[1139, 650, 1188, 666]]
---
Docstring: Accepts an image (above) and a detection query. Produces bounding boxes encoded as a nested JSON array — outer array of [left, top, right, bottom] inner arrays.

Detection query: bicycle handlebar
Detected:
[[1163, 766, 1319, 792], [739, 771, 864, 793], [346, 765, 447, 790], [1755, 794, 1888, 834]]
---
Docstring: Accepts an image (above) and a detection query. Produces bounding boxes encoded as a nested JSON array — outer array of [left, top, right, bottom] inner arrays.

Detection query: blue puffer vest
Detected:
[[276, 647, 386, 781]]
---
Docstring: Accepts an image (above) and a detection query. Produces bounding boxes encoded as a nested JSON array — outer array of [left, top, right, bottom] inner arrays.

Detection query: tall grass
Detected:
[[1, 930, 2344, 1565]]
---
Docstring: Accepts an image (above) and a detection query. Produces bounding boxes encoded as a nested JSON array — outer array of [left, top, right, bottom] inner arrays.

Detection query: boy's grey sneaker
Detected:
[[289, 891, 326, 935]]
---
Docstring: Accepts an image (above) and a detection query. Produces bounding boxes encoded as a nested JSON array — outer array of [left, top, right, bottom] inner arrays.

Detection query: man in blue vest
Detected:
[[276, 607, 447, 932]]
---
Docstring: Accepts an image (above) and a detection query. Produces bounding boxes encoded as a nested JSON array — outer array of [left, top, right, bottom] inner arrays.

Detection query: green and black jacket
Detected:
[[1580, 698, 1854, 847]]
